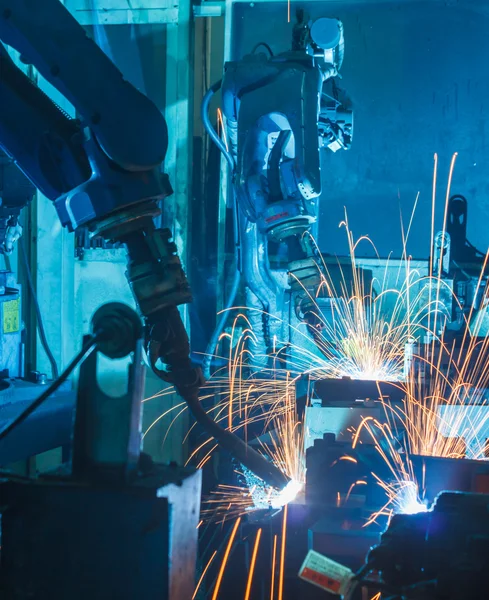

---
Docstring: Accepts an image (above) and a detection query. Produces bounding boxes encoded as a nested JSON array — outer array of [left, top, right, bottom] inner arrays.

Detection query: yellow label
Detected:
[[3, 298, 20, 334]]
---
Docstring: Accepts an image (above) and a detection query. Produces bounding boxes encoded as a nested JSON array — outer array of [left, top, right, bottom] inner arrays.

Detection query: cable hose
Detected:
[[184, 391, 289, 489], [201, 80, 235, 172], [202, 268, 241, 380], [20, 237, 59, 380], [0, 337, 97, 443], [251, 42, 274, 57], [201, 81, 240, 378]]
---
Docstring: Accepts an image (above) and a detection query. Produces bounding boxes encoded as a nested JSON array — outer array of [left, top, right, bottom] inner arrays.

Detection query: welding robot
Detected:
[[298, 491, 489, 600], [0, 0, 295, 598], [201, 10, 353, 372]]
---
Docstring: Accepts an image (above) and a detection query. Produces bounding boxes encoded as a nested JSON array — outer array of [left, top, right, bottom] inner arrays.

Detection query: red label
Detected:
[[301, 568, 341, 593], [265, 212, 289, 223]]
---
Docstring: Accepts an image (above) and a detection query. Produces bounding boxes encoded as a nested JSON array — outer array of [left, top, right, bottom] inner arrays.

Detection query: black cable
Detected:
[[251, 42, 274, 57], [20, 236, 59, 379], [0, 336, 97, 443], [184, 391, 289, 489]]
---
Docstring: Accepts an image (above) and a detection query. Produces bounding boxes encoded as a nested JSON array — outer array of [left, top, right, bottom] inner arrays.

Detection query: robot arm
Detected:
[[221, 13, 352, 288], [0, 0, 168, 174], [0, 0, 288, 488], [0, 0, 179, 322]]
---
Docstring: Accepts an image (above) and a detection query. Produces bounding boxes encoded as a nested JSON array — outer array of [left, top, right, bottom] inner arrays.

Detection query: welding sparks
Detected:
[[149, 152, 489, 595], [278, 504, 288, 600], [241, 470, 302, 511], [271, 534, 278, 600], [352, 251, 489, 523], [211, 517, 242, 600], [244, 528, 262, 600], [281, 212, 444, 384], [193, 550, 217, 600], [203, 388, 305, 519], [352, 417, 428, 524]]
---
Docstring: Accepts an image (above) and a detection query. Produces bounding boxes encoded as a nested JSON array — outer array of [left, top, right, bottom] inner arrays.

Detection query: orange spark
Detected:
[[211, 517, 241, 600], [244, 528, 263, 600], [278, 504, 288, 600], [271, 534, 278, 599], [344, 480, 367, 504], [193, 550, 218, 600], [216, 108, 229, 152]]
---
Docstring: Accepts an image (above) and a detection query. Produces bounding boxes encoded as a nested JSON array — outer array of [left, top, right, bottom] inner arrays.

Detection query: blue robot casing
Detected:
[[221, 17, 352, 250]]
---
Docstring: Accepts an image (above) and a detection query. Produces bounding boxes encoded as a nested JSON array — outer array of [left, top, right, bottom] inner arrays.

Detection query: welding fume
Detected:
[[0, 0, 488, 599]]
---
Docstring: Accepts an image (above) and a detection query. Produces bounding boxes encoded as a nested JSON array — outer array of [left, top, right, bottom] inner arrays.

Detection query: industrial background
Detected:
[[1, 1, 489, 599]]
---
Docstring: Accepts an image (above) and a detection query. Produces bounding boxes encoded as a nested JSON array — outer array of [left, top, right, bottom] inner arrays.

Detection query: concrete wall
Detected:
[[231, 0, 489, 258]]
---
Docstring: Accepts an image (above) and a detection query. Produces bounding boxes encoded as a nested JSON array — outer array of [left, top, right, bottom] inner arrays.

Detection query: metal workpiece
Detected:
[[297, 377, 404, 449], [305, 433, 389, 509], [302, 432, 489, 582], [302, 376, 405, 448], [0, 464, 202, 600], [305, 429, 489, 511], [312, 377, 406, 405]]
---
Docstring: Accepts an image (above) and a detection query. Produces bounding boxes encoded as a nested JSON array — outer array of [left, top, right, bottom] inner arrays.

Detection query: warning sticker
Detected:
[[299, 550, 354, 596], [3, 299, 20, 334]]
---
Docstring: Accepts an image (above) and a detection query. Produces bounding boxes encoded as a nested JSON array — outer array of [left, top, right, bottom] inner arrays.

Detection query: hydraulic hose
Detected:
[[201, 81, 241, 378], [201, 79, 235, 172]]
